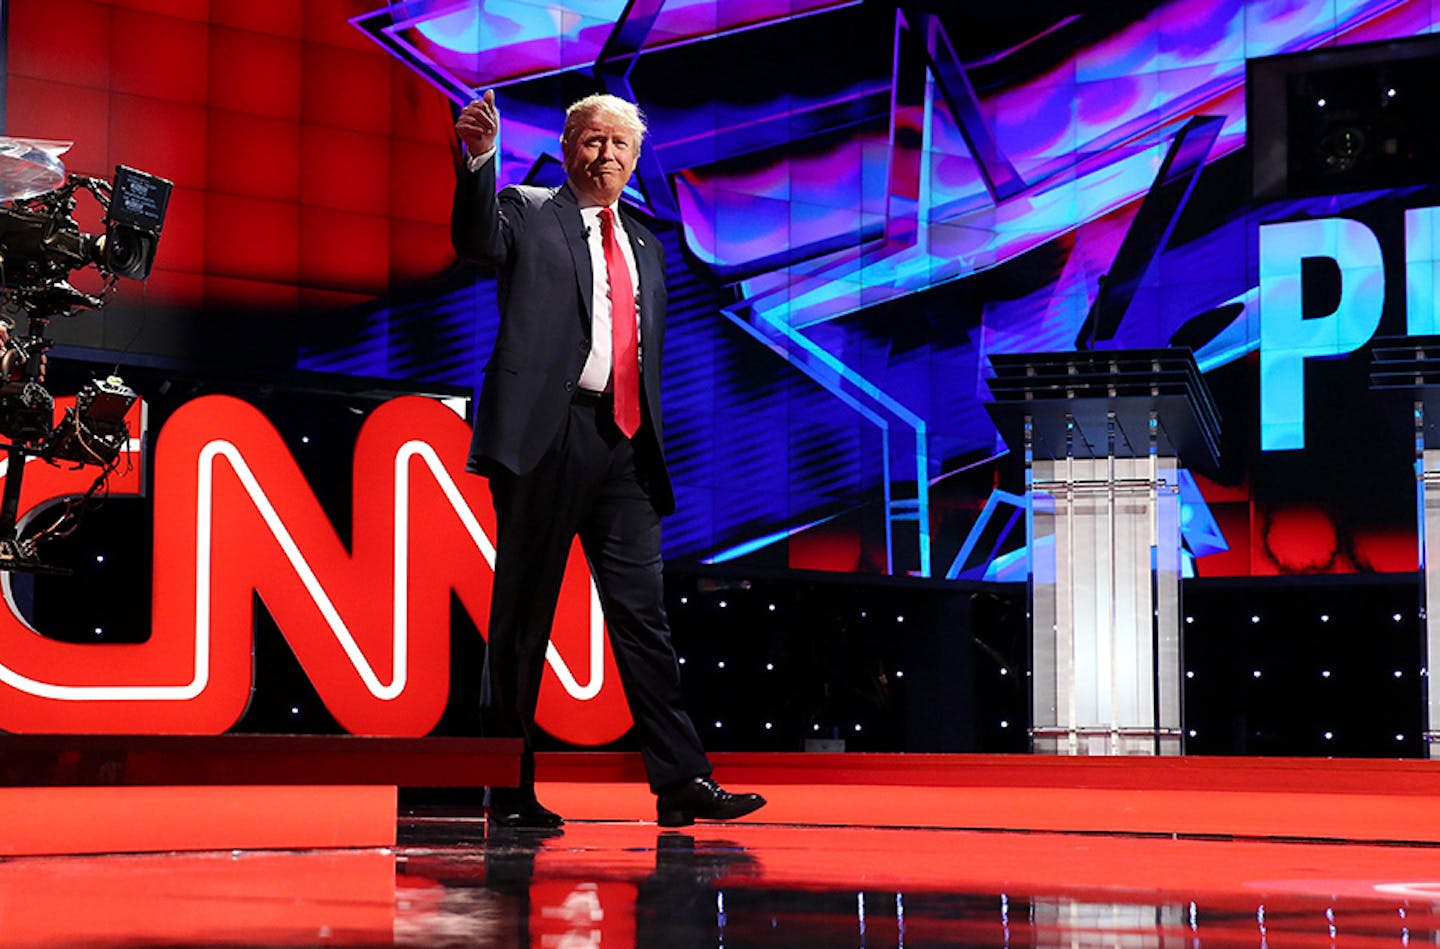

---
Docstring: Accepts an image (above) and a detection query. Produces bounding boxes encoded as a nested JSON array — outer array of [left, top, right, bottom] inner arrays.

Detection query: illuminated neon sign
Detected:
[[0, 395, 634, 744]]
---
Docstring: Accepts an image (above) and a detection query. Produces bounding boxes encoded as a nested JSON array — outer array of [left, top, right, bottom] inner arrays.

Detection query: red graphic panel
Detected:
[[3, 0, 456, 313]]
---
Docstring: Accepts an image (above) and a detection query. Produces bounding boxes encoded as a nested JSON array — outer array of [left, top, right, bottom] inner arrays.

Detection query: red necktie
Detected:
[[599, 207, 641, 438]]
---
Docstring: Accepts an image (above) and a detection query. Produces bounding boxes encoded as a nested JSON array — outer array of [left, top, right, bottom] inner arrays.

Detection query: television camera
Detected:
[[0, 138, 172, 572]]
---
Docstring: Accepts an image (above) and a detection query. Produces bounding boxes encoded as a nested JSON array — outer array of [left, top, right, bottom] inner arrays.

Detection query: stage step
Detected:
[[0, 785, 397, 857], [0, 735, 520, 856]]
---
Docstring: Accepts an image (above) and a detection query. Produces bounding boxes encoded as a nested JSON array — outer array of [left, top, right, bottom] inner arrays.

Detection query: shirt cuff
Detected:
[[466, 147, 496, 172]]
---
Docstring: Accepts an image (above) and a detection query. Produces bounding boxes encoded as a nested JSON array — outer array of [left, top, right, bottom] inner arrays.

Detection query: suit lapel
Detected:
[[552, 185, 593, 327], [555, 190, 661, 353], [622, 210, 662, 350]]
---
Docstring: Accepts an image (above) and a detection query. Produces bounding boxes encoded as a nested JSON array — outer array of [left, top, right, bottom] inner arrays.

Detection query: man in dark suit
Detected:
[[452, 90, 766, 829]]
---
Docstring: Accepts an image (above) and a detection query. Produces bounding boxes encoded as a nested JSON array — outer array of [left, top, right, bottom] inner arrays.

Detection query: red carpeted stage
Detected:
[[4, 744, 1440, 946]]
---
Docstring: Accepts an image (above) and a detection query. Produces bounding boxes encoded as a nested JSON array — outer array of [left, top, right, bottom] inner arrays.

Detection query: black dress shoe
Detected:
[[484, 789, 564, 829], [656, 777, 766, 827]]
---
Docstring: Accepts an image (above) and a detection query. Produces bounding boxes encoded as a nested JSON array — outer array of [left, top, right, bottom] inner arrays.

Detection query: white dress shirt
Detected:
[[575, 202, 641, 393], [468, 148, 641, 394]]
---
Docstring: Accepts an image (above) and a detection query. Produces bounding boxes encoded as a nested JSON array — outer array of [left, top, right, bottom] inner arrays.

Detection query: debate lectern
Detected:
[[1370, 335, 1440, 759], [985, 349, 1220, 756]]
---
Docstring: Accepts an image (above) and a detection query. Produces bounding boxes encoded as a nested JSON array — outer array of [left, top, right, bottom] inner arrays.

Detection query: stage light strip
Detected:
[[947, 489, 1026, 581], [703, 514, 841, 565], [722, 302, 930, 576]]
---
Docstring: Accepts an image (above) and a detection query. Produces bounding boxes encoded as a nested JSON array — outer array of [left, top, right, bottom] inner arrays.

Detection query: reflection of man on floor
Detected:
[[452, 89, 766, 829], [636, 833, 762, 947]]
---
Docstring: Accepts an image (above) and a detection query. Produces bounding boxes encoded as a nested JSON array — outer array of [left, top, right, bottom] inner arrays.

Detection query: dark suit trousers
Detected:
[[482, 397, 711, 794]]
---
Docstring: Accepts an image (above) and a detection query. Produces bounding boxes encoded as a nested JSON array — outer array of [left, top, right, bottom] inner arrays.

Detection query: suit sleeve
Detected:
[[451, 152, 524, 267]]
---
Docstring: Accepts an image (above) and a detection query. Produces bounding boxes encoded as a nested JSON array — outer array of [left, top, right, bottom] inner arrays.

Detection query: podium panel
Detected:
[[1421, 446, 1440, 756], [1368, 337, 1440, 758], [986, 349, 1218, 757], [1029, 455, 1183, 755]]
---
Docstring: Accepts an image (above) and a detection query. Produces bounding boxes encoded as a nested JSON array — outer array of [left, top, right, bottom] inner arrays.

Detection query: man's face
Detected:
[[563, 113, 639, 207]]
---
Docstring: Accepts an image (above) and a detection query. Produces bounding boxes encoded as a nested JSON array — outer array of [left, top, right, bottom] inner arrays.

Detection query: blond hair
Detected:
[[562, 94, 647, 148]]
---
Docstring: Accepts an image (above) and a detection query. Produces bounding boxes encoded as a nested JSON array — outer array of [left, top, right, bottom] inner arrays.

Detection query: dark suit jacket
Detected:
[[452, 155, 675, 515]]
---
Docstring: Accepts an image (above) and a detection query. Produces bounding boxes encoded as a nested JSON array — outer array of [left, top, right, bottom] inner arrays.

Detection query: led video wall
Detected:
[[7, 0, 1440, 581]]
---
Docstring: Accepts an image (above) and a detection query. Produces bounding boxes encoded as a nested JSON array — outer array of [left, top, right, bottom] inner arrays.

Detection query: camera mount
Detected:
[[0, 139, 171, 572]]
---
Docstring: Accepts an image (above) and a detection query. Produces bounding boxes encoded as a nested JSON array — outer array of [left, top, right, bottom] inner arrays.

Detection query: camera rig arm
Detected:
[[0, 164, 168, 571]]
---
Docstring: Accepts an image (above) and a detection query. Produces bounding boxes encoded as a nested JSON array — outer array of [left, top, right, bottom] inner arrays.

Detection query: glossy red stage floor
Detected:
[[4, 754, 1440, 946], [4, 819, 1440, 946]]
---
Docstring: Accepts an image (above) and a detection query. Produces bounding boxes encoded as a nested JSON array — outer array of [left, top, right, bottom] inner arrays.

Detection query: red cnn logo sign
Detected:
[[0, 395, 634, 744]]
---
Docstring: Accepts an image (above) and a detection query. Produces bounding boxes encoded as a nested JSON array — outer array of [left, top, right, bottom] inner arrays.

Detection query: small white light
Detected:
[[95, 555, 105, 564], [768, 604, 776, 612], [896, 615, 904, 623], [718, 600, 727, 608], [1397, 733, 1405, 741], [93, 627, 103, 635], [895, 670, 904, 678], [290, 706, 300, 715], [1394, 613, 1404, 622], [1000, 720, 1009, 728], [718, 661, 726, 669], [1394, 670, 1403, 678], [679, 657, 686, 665], [1186, 670, 1194, 679], [1324, 731, 1334, 740], [680, 596, 688, 605], [1188, 729, 1197, 738], [765, 663, 774, 671], [1253, 670, 1262, 678], [1320, 614, 1330, 622], [812, 724, 820, 731], [1185, 616, 1194, 624], [1387, 87, 1397, 97], [1318, 97, 1328, 107], [854, 724, 862, 732], [765, 722, 773, 730], [301, 436, 310, 444], [1322, 670, 1331, 678], [999, 667, 1008, 676], [714, 720, 723, 728], [860, 611, 867, 618], [1251, 615, 1261, 624]]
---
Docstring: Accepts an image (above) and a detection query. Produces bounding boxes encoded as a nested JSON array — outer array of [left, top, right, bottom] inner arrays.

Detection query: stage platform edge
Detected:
[[8, 741, 1439, 846], [0, 734, 523, 787], [535, 752, 1440, 845], [0, 785, 397, 857], [0, 735, 519, 857]]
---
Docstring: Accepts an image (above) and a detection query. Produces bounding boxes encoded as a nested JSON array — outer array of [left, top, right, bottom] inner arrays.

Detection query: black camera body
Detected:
[[0, 164, 172, 301], [0, 201, 103, 286]]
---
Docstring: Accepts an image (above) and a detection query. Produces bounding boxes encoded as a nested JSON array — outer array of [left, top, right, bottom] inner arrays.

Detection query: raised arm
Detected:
[[452, 90, 512, 266]]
